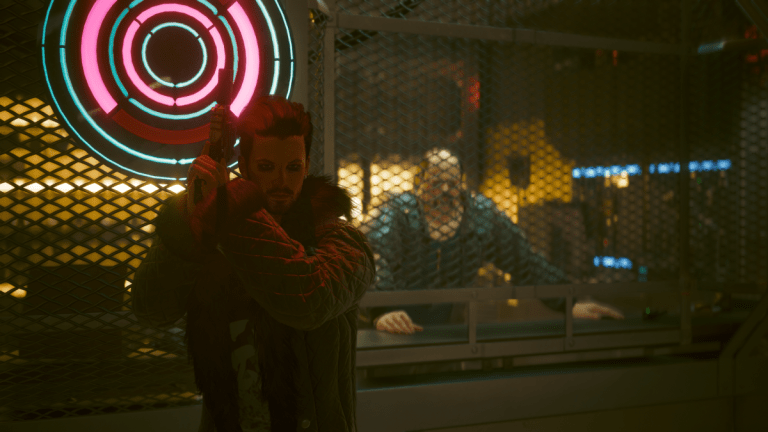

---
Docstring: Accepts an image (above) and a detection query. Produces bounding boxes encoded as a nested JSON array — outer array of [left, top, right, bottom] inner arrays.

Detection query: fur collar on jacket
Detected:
[[184, 174, 352, 432], [188, 174, 352, 247], [279, 174, 353, 245]]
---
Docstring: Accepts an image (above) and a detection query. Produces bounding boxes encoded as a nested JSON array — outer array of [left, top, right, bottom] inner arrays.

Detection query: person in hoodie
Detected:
[[132, 95, 375, 432], [364, 148, 623, 335]]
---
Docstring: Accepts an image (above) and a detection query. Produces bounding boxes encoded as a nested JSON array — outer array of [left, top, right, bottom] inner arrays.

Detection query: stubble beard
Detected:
[[266, 196, 297, 216]]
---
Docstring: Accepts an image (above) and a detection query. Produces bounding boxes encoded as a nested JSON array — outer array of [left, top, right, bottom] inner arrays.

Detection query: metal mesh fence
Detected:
[[687, 2, 768, 286], [1, 0, 767, 424], [335, 31, 683, 291], [0, 85, 199, 420], [0, 0, 176, 422], [337, 0, 682, 43], [336, 0, 766, 341], [0, 0, 320, 422]]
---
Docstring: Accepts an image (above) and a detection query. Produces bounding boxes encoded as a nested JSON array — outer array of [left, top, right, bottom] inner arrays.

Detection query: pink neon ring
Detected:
[[122, 3, 226, 106], [228, 1, 260, 117], [81, 0, 120, 114]]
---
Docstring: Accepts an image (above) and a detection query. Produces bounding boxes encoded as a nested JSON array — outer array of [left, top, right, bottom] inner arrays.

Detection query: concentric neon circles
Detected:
[[122, 3, 226, 107], [108, 5, 239, 120], [142, 22, 208, 88], [42, 0, 295, 181]]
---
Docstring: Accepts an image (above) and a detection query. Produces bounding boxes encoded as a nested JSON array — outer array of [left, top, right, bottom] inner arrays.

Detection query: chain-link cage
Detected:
[[2, 0, 768, 425], [335, 0, 766, 335], [687, 2, 768, 287], [0, 0, 199, 419], [334, 4, 684, 294]]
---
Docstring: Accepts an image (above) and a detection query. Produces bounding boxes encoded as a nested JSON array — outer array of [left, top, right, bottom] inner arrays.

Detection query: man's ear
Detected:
[[238, 156, 249, 180]]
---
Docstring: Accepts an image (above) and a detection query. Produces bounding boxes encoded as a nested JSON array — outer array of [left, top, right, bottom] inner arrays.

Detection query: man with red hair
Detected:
[[133, 95, 375, 432]]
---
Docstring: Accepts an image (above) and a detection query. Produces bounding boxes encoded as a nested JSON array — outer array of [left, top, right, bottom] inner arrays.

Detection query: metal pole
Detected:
[[565, 287, 574, 351], [322, 0, 336, 179], [679, 0, 692, 346], [468, 294, 478, 346]]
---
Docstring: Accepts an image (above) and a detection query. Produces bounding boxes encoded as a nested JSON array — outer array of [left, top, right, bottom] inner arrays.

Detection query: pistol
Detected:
[[194, 68, 235, 204]]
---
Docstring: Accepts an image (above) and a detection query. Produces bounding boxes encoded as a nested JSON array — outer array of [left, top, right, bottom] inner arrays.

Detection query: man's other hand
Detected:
[[375, 311, 424, 334], [186, 141, 228, 215], [573, 301, 625, 320]]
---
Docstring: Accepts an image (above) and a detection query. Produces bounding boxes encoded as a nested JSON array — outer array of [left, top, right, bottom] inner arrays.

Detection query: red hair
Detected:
[[237, 95, 313, 162]]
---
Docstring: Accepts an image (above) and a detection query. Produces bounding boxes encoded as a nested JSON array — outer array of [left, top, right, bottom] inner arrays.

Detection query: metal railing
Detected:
[[357, 281, 766, 368]]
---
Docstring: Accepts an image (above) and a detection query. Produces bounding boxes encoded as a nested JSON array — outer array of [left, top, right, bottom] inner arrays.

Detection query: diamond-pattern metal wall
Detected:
[[0, 96, 200, 420], [2, 0, 767, 425]]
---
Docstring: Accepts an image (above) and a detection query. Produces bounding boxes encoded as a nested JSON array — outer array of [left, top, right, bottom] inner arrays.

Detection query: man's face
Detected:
[[238, 135, 309, 217], [417, 159, 462, 221]]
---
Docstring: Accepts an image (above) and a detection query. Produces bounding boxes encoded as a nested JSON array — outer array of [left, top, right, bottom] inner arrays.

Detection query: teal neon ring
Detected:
[[129, 98, 217, 120], [110, 9, 238, 120], [218, 15, 239, 84], [141, 22, 208, 88]]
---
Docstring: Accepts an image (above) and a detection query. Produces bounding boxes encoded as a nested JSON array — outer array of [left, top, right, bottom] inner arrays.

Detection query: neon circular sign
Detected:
[[41, 0, 295, 181], [142, 22, 208, 88]]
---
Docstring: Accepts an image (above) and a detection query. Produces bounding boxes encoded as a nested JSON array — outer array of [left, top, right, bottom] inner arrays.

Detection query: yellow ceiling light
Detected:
[[0, 283, 26, 299], [482, 119, 574, 221], [24, 98, 45, 108], [611, 172, 629, 188], [168, 184, 186, 194], [23, 182, 45, 193], [10, 104, 29, 115], [350, 196, 362, 219], [141, 184, 159, 194], [112, 183, 132, 193], [25, 112, 43, 123], [84, 183, 103, 193], [0, 182, 13, 193], [338, 160, 365, 222], [54, 183, 75, 193]]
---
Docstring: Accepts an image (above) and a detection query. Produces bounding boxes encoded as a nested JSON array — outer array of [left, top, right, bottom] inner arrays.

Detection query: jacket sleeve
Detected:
[[486, 198, 569, 314], [364, 205, 406, 292], [218, 208, 376, 331], [360, 204, 408, 325], [131, 194, 202, 329]]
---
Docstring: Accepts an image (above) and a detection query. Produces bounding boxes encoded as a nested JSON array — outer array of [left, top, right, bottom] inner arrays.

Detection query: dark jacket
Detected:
[[364, 190, 567, 325], [132, 175, 375, 432]]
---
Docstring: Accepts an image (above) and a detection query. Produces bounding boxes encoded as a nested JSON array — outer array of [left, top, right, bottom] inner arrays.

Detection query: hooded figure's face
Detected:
[[238, 135, 309, 219], [416, 150, 463, 225]]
